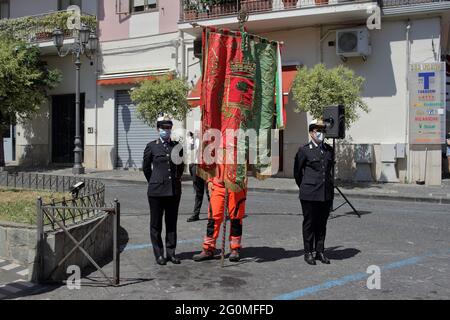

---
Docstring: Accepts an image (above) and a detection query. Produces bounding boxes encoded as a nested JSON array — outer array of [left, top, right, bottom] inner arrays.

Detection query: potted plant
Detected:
[[183, 0, 198, 20], [242, 0, 273, 13], [209, 0, 237, 16], [292, 64, 369, 130], [208, 0, 221, 16], [131, 76, 191, 127], [225, 0, 238, 14], [197, 0, 209, 19], [35, 31, 53, 41], [282, 0, 298, 8]]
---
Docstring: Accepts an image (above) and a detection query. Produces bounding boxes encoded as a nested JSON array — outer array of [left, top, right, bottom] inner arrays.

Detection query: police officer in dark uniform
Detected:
[[143, 116, 184, 265], [294, 120, 334, 265]]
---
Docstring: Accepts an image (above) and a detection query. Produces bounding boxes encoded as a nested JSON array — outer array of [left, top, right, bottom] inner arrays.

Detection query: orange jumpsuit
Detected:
[[202, 168, 247, 252]]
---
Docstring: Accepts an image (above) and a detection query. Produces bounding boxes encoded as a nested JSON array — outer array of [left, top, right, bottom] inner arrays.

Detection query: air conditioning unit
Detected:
[[336, 28, 371, 60]]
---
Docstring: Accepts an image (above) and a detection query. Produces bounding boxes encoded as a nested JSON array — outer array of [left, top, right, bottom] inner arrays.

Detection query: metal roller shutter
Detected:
[[115, 90, 158, 169]]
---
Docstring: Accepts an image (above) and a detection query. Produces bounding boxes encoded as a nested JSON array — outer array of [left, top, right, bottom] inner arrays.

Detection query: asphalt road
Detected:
[[2, 179, 449, 300]]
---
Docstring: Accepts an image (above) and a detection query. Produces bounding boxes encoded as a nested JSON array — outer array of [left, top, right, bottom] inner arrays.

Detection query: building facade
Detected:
[[2, 0, 98, 168], [180, 0, 450, 185], [92, 0, 185, 170], [4, 0, 184, 171], [2, 0, 450, 185]]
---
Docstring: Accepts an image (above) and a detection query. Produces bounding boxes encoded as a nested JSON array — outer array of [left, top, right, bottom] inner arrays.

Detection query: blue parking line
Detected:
[[273, 249, 450, 300], [123, 238, 202, 251]]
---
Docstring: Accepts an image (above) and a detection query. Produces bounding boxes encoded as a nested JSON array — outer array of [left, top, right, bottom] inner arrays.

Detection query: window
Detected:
[[131, 0, 157, 13], [58, 0, 82, 11], [0, 0, 9, 19]]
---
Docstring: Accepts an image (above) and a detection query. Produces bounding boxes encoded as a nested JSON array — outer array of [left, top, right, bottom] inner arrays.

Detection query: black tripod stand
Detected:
[[331, 138, 360, 218]]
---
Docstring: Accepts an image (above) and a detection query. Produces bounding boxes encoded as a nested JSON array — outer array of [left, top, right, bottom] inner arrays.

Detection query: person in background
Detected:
[[187, 131, 210, 222]]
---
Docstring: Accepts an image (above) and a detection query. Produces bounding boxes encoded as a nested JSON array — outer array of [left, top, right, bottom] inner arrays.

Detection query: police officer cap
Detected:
[[157, 115, 173, 128], [308, 119, 326, 132]]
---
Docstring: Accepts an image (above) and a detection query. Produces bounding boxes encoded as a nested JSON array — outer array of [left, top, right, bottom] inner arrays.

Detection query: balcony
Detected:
[[179, 0, 450, 35], [179, 0, 378, 35], [381, 0, 449, 7], [180, 0, 378, 22], [380, 0, 450, 15], [0, 11, 96, 53]]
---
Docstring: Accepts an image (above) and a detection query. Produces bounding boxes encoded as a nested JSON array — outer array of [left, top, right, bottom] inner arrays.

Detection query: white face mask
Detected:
[[315, 132, 324, 143]]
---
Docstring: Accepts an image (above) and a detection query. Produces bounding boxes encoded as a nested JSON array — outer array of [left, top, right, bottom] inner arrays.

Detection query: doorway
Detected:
[[2, 124, 14, 162], [52, 93, 85, 164]]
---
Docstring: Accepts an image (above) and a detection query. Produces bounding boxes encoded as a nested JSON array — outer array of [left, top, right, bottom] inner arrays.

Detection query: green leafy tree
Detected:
[[131, 76, 191, 126], [292, 64, 369, 128], [0, 37, 61, 167]]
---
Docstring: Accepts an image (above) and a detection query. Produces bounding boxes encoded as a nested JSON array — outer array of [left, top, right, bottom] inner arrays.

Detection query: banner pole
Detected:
[[221, 187, 229, 268]]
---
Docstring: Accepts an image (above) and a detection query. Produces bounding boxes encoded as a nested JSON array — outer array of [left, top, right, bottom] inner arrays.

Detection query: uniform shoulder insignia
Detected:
[[150, 139, 159, 145]]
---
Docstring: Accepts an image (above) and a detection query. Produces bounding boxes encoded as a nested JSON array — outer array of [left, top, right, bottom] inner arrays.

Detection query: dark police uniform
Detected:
[[294, 140, 335, 254], [143, 138, 184, 260], [189, 163, 210, 218]]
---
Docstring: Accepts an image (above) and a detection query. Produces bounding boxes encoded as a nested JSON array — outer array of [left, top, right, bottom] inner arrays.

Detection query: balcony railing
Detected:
[[381, 0, 449, 7], [179, 0, 374, 23], [0, 10, 96, 43], [180, 0, 450, 23]]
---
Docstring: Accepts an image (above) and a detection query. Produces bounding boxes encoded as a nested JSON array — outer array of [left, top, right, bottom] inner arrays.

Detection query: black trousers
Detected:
[[148, 195, 181, 258], [300, 200, 332, 253], [189, 164, 210, 215]]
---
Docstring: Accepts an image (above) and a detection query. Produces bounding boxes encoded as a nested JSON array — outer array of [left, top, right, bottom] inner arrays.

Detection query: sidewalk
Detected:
[[7, 166, 450, 205]]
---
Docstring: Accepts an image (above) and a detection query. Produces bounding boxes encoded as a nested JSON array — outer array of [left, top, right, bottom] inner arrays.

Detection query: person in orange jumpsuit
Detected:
[[193, 164, 247, 262]]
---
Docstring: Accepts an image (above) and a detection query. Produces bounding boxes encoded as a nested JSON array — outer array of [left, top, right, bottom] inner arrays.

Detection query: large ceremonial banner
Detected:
[[198, 27, 281, 191]]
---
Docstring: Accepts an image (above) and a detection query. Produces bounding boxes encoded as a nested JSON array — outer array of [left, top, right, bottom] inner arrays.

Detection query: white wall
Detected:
[[129, 11, 159, 38], [182, 17, 444, 181], [81, 0, 97, 15], [9, 0, 96, 20], [261, 27, 320, 175], [319, 19, 441, 145], [43, 55, 98, 143], [322, 22, 408, 144], [10, 0, 57, 18], [16, 54, 98, 166], [100, 32, 179, 74]]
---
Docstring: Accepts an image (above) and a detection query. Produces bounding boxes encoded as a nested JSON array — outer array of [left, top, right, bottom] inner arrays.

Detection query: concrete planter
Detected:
[[242, 0, 273, 12], [0, 221, 37, 281], [0, 214, 113, 283], [183, 9, 197, 21], [282, 0, 298, 8], [38, 214, 114, 282]]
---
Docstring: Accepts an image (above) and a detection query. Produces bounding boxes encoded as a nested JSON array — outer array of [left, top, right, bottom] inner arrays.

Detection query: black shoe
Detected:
[[156, 256, 167, 265], [167, 255, 181, 264], [304, 252, 316, 265], [315, 252, 330, 264], [187, 214, 200, 222]]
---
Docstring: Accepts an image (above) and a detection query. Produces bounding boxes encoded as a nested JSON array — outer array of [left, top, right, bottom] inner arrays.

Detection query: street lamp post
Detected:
[[52, 24, 98, 175]]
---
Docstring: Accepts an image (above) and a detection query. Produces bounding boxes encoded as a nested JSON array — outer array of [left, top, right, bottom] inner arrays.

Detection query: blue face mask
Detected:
[[159, 129, 171, 141]]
